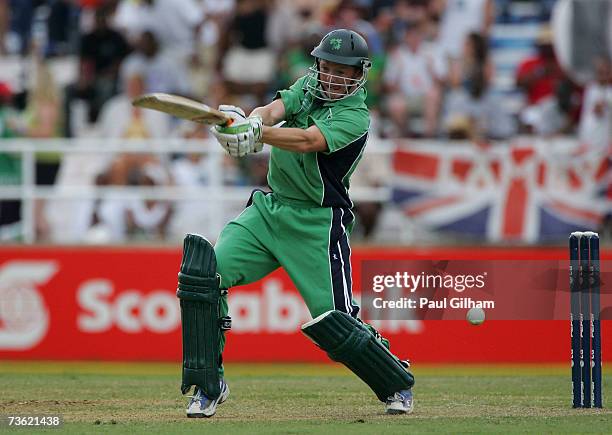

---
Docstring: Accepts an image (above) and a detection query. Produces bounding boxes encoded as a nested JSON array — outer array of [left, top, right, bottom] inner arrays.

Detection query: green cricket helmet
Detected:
[[305, 28, 371, 101]]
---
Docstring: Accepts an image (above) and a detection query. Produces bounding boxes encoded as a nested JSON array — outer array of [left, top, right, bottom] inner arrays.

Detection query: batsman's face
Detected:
[[318, 60, 362, 100]]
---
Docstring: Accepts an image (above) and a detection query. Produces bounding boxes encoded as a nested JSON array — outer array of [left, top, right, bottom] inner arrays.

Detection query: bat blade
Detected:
[[132, 93, 232, 125]]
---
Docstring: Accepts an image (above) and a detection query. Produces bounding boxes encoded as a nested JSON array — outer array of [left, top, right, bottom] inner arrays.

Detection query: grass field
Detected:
[[0, 361, 610, 434]]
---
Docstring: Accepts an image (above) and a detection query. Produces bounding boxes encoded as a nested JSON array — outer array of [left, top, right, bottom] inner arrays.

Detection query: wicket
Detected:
[[570, 231, 603, 408]]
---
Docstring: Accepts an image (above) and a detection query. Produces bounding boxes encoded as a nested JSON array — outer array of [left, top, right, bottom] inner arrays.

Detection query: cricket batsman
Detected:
[[176, 29, 415, 418]]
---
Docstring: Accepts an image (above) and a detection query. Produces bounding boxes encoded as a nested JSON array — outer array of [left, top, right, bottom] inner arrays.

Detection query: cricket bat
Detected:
[[132, 93, 233, 126]]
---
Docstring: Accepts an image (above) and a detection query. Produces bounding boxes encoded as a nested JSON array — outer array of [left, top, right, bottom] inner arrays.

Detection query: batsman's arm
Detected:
[[249, 99, 328, 153], [260, 125, 327, 153], [250, 99, 286, 126]]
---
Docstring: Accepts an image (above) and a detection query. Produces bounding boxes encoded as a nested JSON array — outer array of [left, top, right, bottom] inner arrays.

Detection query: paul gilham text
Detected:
[[372, 297, 495, 309]]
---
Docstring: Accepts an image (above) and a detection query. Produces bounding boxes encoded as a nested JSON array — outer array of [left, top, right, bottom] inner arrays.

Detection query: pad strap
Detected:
[[219, 316, 232, 331]]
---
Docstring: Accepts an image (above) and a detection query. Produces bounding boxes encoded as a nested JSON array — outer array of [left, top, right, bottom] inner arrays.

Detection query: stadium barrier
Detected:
[[0, 138, 392, 243], [1, 245, 610, 363]]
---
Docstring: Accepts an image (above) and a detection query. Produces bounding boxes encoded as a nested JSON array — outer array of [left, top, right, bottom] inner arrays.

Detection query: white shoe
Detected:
[[186, 380, 229, 418], [385, 389, 414, 415]]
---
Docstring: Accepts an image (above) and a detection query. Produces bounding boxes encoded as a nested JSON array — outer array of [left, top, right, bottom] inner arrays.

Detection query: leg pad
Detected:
[[177, 234, 222, 399], [302, 310, 414, 402]]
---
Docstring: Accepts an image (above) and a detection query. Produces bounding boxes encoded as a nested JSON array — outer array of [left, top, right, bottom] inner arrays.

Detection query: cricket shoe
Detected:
[[385, 389, 413, 415], [186, 380, 230, 418]]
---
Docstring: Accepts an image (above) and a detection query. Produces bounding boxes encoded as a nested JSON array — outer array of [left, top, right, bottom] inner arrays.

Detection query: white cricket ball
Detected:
[[466, 307, 485, 325]]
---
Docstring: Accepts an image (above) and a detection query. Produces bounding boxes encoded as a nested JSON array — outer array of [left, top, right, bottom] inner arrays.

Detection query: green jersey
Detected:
[[270, 76, 369, 208]]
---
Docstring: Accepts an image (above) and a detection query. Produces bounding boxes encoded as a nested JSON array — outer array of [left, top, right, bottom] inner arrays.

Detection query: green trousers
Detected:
[[214, 191, 359, 372]]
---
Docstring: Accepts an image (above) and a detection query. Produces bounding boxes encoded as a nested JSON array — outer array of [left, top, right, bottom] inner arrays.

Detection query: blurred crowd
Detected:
[[0, 0, 610, 243]]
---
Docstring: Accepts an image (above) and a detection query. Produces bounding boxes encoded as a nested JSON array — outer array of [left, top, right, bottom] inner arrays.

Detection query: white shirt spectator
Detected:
[[579, 82, 612, 148], [128, 199, 170, 231], [383, 43, 438, 98], [204, 0, 235, 14], [86, 162, 172, 243], [113, 0, 147, 44], [87, 197, 171, 243], [114, 0, 204, 56]]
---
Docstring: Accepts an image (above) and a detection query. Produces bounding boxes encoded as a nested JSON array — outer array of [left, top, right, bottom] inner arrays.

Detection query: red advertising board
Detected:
[[0, 246, 609, 363]]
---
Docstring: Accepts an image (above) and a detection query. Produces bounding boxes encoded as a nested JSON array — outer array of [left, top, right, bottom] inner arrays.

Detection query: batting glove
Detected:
[[217, 104, 247, 122], [211, 116, 263, 158]]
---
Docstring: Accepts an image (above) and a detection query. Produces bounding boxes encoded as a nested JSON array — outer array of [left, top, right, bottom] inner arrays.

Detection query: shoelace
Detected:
[[187, 388, 207, 401], [188, 383, 225, 401], [395, 391, 412, 403], [387, 392, 405, 402]]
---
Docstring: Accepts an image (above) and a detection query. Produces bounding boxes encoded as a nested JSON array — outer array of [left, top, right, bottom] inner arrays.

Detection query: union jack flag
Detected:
[[391, 139, 610, 243]]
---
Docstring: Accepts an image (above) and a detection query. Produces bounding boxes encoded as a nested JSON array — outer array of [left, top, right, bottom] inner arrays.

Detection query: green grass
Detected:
[[0, 362, 610, 434]]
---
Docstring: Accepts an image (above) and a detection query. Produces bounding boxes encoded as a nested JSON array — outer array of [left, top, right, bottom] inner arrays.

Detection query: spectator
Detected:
[[114, 0, 204, 62], [46, 0, 80, 56], [5, 0, 35, 55], [23, 57, 64, 241], [516, 27, 563, 105], [443, 32, 515, 140], [97, 69, 171, 140], [120, 30, 191, 95], [448, 32, 494, 99], [218, 0, 274, 107], [95, 68, 172, 189], [277, 29, 321, 90], [330, 1, 388, 111], [365, 6, 396, 111], [58, 68, 172, 243], [0, 81, 22, 240], [435, 0, 494, 60], [423, 1, 444, 45], [64, 4, 130, 133], [0, 81, 19, 135], [124, 161, 173, 241], [381, 22, 441, 137], [579, 55, 612, 149], [87, 159, 173, 243], [385, 0, 426, 45], [400, 0, 430, 29], [114, 0, 204, 101], [267, 0, 318, 53], [516, 26, 565, 135], [0, 0, 8, 54], [372, 4, 394, 48], [331, 1, 384, 56], [112, 0, 149, 45], [191, 0, 236, 99]]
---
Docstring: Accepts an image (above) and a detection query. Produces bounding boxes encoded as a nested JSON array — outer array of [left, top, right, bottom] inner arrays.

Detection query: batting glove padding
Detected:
[[211, 115, 263, 157]]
